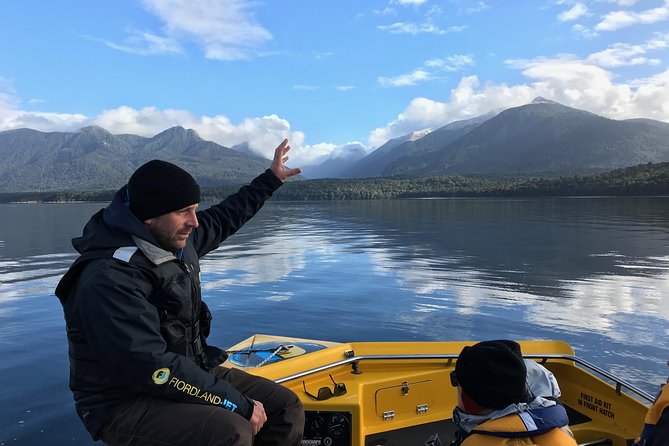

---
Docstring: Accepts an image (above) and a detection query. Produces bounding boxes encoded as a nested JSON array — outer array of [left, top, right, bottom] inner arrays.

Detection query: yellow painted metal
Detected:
[[224, 335, 650, 446], [374, 379, 434, 417]]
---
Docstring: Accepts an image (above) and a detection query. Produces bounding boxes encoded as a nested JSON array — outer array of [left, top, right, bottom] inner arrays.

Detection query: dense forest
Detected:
[[208, 161, 669, 201], [2, 162, 668, 203]]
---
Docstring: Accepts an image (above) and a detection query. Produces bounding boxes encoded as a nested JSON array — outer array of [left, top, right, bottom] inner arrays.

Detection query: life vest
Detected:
[[457, 405, 577, 446], [636, 384, 669, 446], [646, 385, 669, 426], [59, 239, 222, 371], [111, 239, 227, 369]]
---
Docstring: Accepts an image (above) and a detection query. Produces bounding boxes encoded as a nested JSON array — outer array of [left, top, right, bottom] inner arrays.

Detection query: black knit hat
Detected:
[[128, 160, 201, 221], [455, 340, 529, 410]]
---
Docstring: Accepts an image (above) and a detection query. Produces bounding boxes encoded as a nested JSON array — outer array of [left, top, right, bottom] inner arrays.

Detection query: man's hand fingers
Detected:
[[285, 167, 301, 177], [273, 139, 289, 161], [269, 138, 302, 182], [250, 400, 267, 435]]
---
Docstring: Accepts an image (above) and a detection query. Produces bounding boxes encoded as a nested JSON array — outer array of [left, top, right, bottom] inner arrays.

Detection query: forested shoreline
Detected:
[[3, 162, 669, 203]]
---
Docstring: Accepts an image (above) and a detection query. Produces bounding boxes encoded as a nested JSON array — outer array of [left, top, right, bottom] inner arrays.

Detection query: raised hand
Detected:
[[270, 138, 302, 182]]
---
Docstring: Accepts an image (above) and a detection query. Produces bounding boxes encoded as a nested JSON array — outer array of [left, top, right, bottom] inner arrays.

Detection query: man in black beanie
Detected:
[[55, 139, 304, 446], [451, 340, 577, 445]]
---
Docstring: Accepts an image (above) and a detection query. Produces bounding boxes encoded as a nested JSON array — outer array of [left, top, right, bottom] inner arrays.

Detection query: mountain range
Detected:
[[1, 97, 669, 193], [0, 126, 269, 192], [346, 111, 498, 179], [379, 98, 669, 177]]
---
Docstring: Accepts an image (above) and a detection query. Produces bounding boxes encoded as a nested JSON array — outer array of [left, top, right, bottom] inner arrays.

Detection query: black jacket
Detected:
[[55, 170, 283, 439]]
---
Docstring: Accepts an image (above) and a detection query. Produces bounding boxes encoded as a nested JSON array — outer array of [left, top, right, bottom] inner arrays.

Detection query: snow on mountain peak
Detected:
[[530, 97, 560, 105], [409, 128, 431, 141]]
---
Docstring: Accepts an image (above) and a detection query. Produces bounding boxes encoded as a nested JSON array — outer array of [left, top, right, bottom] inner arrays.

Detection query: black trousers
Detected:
[[99, 367, 305, 446]]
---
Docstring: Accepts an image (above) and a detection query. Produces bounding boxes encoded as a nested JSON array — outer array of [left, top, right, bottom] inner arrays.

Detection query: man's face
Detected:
[[144, 204, 199, 252]]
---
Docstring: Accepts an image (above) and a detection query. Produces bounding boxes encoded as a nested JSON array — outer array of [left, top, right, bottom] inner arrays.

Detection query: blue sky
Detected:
[[1, 0, 668, 166]]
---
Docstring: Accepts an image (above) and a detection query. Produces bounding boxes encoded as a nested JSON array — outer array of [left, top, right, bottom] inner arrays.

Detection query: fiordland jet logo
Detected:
[[152, 368, 171, 385]]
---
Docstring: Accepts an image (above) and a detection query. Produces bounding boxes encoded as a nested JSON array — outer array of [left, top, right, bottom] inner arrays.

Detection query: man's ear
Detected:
[[144, 218, 154, 225]]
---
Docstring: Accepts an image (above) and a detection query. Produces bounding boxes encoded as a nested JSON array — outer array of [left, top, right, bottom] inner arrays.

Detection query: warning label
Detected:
[[577, 392, 615, 419]]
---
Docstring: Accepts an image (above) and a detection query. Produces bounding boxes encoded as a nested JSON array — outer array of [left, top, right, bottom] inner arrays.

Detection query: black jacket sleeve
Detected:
[[191, 170, 283, 257], [652, 408, 669, 445], [75, 260, 255, 419]]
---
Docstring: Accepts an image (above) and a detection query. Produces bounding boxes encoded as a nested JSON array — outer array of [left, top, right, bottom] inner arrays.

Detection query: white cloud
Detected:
[[378, 54, 474, 88], [100, 29, 183, 56], [93, 105, 198, 136], [313, 51, 334, 60], [393, 0, 428, 5], [368, 97, 447, 147], [571, 23, 598, 38], [585, 33, 668, 67], [299, 142, 338, 165], [0, 84, 89, 132], [425, 55, 475, 71], [427, 5, 443, 15], [646, 32, 669, 49], [325, 142, 368, 160], [0, 109, 89, 133], [462, 1, 490, 14], [627, 68, 669, 119], [595, 1, 669, 31], [558, 3, 588, 21], [136, 0, 273, 60], [374, 7, 397, 16], [587, 42, 661, 67], [377, 22, 455, 35], [0, 76, 17, 103], [336, 85, 356, 91], [379, 69, 432, 87], [600, 0, 638, 6]]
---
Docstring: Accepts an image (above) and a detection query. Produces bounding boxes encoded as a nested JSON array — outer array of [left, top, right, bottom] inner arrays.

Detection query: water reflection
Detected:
[[198, 199, 669, 321], [195, 198, 669, 393]]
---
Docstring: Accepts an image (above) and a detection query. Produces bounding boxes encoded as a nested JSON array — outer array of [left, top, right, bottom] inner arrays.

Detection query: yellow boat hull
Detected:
[[224, 335, 650, 446]]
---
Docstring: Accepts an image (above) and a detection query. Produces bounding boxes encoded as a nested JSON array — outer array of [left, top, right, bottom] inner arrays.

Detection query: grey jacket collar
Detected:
[[132, 235, 176, 266]]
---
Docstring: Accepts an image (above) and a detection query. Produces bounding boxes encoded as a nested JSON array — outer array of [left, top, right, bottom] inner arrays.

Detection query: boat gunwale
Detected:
[[272, 352, 654, 404]]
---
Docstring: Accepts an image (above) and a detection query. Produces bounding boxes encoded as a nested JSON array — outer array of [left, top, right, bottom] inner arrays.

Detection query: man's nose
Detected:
[[187, 209, 199, 228]]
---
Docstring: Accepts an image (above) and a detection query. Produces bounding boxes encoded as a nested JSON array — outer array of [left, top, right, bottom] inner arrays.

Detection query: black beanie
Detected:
[[455, 340, 528, 410], [128, 160, 201, 221]]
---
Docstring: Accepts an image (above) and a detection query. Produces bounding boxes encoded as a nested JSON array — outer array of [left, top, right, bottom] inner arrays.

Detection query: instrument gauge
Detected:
[[308, 415, 325, 435], [326, 413, 350, 439]]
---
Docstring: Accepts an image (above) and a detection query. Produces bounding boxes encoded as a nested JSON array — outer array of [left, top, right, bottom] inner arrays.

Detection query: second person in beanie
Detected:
[[455, 339, 529, 412], [451, 340, 577, 446]]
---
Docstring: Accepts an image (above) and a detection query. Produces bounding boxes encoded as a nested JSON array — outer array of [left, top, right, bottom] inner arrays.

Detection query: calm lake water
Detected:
[[1, 197, 669, 445]]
